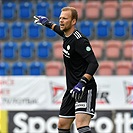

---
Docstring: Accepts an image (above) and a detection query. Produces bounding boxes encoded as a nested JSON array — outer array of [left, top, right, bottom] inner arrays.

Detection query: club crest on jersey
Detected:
[[67, 45, 70, 50], [86, 46, 91, 51]]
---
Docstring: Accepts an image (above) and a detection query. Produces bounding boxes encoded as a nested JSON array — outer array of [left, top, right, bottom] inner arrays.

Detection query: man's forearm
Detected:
[[51, 24, 56, 30], [83, 74, 92, 81]]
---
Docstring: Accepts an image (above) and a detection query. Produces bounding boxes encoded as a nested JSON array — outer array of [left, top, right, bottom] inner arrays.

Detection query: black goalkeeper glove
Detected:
[[70, 76, 89, 101], [34, 15, 53, 29]]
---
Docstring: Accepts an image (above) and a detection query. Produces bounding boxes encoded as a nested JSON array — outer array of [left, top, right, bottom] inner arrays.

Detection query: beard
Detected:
[[62, 27, 71, 32], [60, 23, 72, 32]]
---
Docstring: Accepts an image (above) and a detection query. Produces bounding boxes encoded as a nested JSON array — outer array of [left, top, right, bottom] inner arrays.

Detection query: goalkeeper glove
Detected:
[[34, 16, 53, 29], [70, 76, 89, 101]]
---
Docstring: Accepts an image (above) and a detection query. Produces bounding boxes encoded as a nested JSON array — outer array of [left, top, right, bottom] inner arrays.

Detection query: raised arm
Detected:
[[34, 16, 64, 37]]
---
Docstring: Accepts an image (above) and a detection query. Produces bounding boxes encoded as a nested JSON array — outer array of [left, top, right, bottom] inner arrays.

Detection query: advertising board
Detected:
[[8, 110, 133, 133]]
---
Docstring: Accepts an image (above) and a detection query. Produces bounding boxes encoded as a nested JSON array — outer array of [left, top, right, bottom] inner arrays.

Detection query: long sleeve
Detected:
[[53, 25, 64, 37]]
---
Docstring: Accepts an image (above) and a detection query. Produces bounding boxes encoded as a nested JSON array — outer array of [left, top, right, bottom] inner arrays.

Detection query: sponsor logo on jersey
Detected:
[[63, 48, 70, 58]]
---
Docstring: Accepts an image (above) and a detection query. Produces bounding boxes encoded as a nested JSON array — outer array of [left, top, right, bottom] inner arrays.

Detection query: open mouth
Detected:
[[60, 24, 64, 27]]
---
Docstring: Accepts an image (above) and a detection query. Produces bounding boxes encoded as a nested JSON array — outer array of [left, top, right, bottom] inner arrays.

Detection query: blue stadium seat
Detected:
[[45, 28, 57, 38], [0, 62, 9, 75], [131, 22, 133, 37], [36, 2, 50, 16], [19, 2, 32, 19], [2, 2, 16, 19], [29, 62, 45, 75], [0, 44, 1, 58], [28, 22, 42, 39], [97, 20, 111, 39], [0, 22, 8, 39], [37, 42, 52, 59], [53, 2, 67, 18], [11, 22, 25, 39], [20, 42, 35, 59], [12, 62, 27, 75], [80, 21, 94, 38], [114, 20, 129, 39], [3, 42, 17, 59]]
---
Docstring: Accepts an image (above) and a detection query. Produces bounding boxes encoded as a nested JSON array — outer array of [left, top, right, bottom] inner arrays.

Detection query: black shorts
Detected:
[[59, 81, 97, 118]]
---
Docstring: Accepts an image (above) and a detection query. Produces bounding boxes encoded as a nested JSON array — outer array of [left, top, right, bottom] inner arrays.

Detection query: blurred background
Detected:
[[0, 0, 133, 133], [0, 0, 132, 76]]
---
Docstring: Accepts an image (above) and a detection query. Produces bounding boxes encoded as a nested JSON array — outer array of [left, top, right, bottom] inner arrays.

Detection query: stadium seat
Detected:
[[3, 42, 17, 59], [131, 22, 133, 37], [11, 22, 25, 39], [12, 62, 27, 75], [53, 2, 67, 18], [36, 2, 50, 16], [120, 1, 133, 19], [85, 1, 101, 19], [90, 40, 104, 59], [113, 20, 129, 39], [123, 40, 133, 59], [28, 22, 42, 39], [98, 61, 115, 75], [46, 61, 63, 76], [53, 41, 63, 60], [0, 45, 1, 59], [19, 2, 32, 19], [2, 2, 16, 19], [105, 40, 122, 59], [37, 41, 52, 59], [0, 22, 8, 39], [80, 21, 94, 38], [20, 41, 35, 59], [0, 62, 9, 75], [116, 61, 132, 75], [29, 62, 45, 75], [103, 1, 119, 19], [45, 28, 57, 38], [69, 1, 84, 19], [96, 20, 111, 39]]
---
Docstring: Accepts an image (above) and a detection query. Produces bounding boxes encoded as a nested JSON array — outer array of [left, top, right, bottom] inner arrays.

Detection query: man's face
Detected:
[[59, 10, 74, 32]]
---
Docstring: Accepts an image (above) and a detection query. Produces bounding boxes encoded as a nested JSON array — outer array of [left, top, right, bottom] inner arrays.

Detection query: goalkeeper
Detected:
[[34, 7, 99, 133]]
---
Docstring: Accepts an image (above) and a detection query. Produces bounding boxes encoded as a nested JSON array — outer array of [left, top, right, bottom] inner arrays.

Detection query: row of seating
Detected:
[[0, 41, 53, 60], [91, 40, 132, 60], [2, 1, 133, 20], [0, 20, 133, 40], [0, 60, 132, 76], [0, 61, 63, 76], [1, 0, 132, 77], [0, 22, 57, 39], [98, 60, 132, 75], [0, 40, 132, 60], [69, 1, 133, 20]]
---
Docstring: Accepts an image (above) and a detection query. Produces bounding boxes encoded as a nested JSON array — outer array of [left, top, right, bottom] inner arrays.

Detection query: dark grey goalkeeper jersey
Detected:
[[53, 25, 99, 91]]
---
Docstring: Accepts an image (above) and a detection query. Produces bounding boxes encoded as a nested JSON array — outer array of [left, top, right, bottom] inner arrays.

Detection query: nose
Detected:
[[60, 21, 63, 25], [59, 17, 63, 22]]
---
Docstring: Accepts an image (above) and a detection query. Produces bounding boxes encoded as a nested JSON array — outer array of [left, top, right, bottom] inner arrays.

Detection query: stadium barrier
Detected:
[[0, 76, 133, 133]]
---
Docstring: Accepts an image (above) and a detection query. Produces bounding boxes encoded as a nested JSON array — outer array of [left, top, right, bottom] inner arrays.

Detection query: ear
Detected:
[[72, 19, 76, 25]]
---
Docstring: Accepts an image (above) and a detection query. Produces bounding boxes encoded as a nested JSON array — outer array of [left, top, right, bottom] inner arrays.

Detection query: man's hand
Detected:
[[34, 16, 53, 28], [70, 76, 89, 101]]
